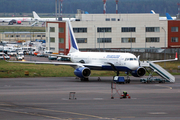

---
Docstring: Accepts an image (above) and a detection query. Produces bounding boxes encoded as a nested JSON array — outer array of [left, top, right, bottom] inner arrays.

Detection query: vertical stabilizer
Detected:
[[68, 21, 79, 53], [166, 13, 173, 20], [33, 11, 40, 19]]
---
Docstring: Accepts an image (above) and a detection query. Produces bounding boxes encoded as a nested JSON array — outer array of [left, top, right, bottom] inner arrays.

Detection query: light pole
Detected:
[[131, 31, 132, 52], [103, 29, 105, 52], [94, 25, 96, 50], [162, 27, 166, 68], [145, 25, 146, 51], [145, 25, 146, 59]]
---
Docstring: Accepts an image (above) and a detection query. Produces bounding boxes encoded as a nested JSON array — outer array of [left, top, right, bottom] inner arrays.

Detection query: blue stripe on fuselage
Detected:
[[84, 65, 131, 71]]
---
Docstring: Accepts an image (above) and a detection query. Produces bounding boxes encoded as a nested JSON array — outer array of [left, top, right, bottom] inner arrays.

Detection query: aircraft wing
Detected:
[[7, 60, 103, 69], [150, 53, 178, 63], [7, 60, 82, 67]]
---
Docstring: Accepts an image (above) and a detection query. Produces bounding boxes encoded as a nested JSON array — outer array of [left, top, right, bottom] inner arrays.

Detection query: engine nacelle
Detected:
[[131, 67, 146, 77], [17, 20, 21, 24], [74, 67, 91, 78]]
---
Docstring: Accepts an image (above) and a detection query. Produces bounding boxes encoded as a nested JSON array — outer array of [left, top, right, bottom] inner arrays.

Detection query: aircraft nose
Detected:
[[130, 61, 139, 70]]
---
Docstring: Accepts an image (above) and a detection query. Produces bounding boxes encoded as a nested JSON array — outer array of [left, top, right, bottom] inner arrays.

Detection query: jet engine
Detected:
[[74, 67, 91, 78], [131, 67, 146, 77], [17, 20, 21, 24]]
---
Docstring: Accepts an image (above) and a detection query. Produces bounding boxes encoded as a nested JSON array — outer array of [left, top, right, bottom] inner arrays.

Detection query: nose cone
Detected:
[[129, 61, 139, 70]]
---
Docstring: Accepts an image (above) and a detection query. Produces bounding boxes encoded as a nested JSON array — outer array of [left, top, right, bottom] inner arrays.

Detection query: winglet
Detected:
[[150, 10, 155, 14]]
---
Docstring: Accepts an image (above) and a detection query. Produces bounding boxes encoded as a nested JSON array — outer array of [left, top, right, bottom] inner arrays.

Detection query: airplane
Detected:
[[0, 17, 33, 24], [150, 10, 176, 20], [7, 20, 178, 81], [32, 11, 76, 22]]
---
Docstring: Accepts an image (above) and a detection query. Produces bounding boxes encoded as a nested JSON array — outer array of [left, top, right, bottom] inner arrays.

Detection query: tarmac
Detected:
[[0, 76, 180, 120]]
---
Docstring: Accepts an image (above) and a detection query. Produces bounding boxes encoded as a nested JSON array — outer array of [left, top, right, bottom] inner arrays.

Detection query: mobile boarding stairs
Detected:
[[140, 61, 175, 83]]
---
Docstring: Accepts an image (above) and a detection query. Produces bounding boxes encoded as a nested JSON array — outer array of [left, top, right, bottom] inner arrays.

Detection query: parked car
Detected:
[[48, 55, 57, 60], [17, 50, 24, 55], [57, 57, 61, 61], [7, 50, 17, 56], [16, 54, 24, 60], [33, 51, 39, 56], [37, 52, 45, 57], [0, 52, 10, 60], [44, 51, 53, 58]]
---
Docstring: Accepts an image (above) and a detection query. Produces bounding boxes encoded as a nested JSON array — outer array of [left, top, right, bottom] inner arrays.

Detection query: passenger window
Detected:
[[130, 58, 133, 61]]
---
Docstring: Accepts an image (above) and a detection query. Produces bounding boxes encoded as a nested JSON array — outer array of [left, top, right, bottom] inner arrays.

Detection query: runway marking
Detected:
[[27, 107, 118, 120], [148, 112, 167, 115], [93, 98, 104, 100], [0, 109, 66, 120], [155, 85, 172, 89]]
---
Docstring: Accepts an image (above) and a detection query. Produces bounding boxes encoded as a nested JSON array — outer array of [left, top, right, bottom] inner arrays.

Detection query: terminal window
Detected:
[[76, 38, 87, 43], [146, 37, 160, 42], [105, 18, 110, 21], [50, 27, 55, 32], [146, 27, 160, 32], [50, 37, 55, 42], [59, 48, 64, 51], [97, 27, 111, 33], [121, 38, 136, 43], [122, 27, 136, 32], [171, 37, 178, 42], [10, 35, 14, 37], [59, 28, 64, 33], [73, 28, 87, 33], [171, 27, 178, 32], [97, 38, 112, 43], [59, 38, 64, 43], [50, 47, 55, 51]]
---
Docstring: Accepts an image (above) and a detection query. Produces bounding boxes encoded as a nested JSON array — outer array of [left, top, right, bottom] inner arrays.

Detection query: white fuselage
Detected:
[[34, 18, 75, 22], [0, 17, 32, 23], [69, 52, 139, 71]]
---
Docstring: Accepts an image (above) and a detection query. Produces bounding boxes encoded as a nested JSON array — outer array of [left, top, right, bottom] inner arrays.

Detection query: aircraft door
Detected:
[[118, 56, 122, 65]]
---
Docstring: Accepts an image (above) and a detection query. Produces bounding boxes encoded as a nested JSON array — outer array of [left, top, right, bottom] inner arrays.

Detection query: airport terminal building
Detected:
[[46, 13, 170, 54]]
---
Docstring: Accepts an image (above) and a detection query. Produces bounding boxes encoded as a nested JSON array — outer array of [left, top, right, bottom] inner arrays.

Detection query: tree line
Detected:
[[0, 0, 179, 16]]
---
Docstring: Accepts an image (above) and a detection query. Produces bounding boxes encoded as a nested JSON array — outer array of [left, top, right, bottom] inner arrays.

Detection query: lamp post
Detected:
[[162, 27, 166, 68], [145, 25, 146, 59], [131, 31, 132, 52], [103, 29, 105, 52]]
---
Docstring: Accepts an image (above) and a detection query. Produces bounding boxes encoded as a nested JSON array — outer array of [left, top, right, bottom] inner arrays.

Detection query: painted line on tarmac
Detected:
[[28, 107, 119, 120], [148, 112, 167, 115], [155, 84, 172, 89], [0, 109, 65, 120]]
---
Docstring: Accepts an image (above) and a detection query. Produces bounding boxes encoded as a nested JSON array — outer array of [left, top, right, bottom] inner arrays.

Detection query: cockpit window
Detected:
[[125, 58, 137, 61]]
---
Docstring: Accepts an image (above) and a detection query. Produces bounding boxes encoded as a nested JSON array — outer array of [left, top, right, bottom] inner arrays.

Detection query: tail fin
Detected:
[[33, 11, 40, 19], [68, 21, 79, 53], [166, 13, 173, 20], [150, 10, 156, 14]]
